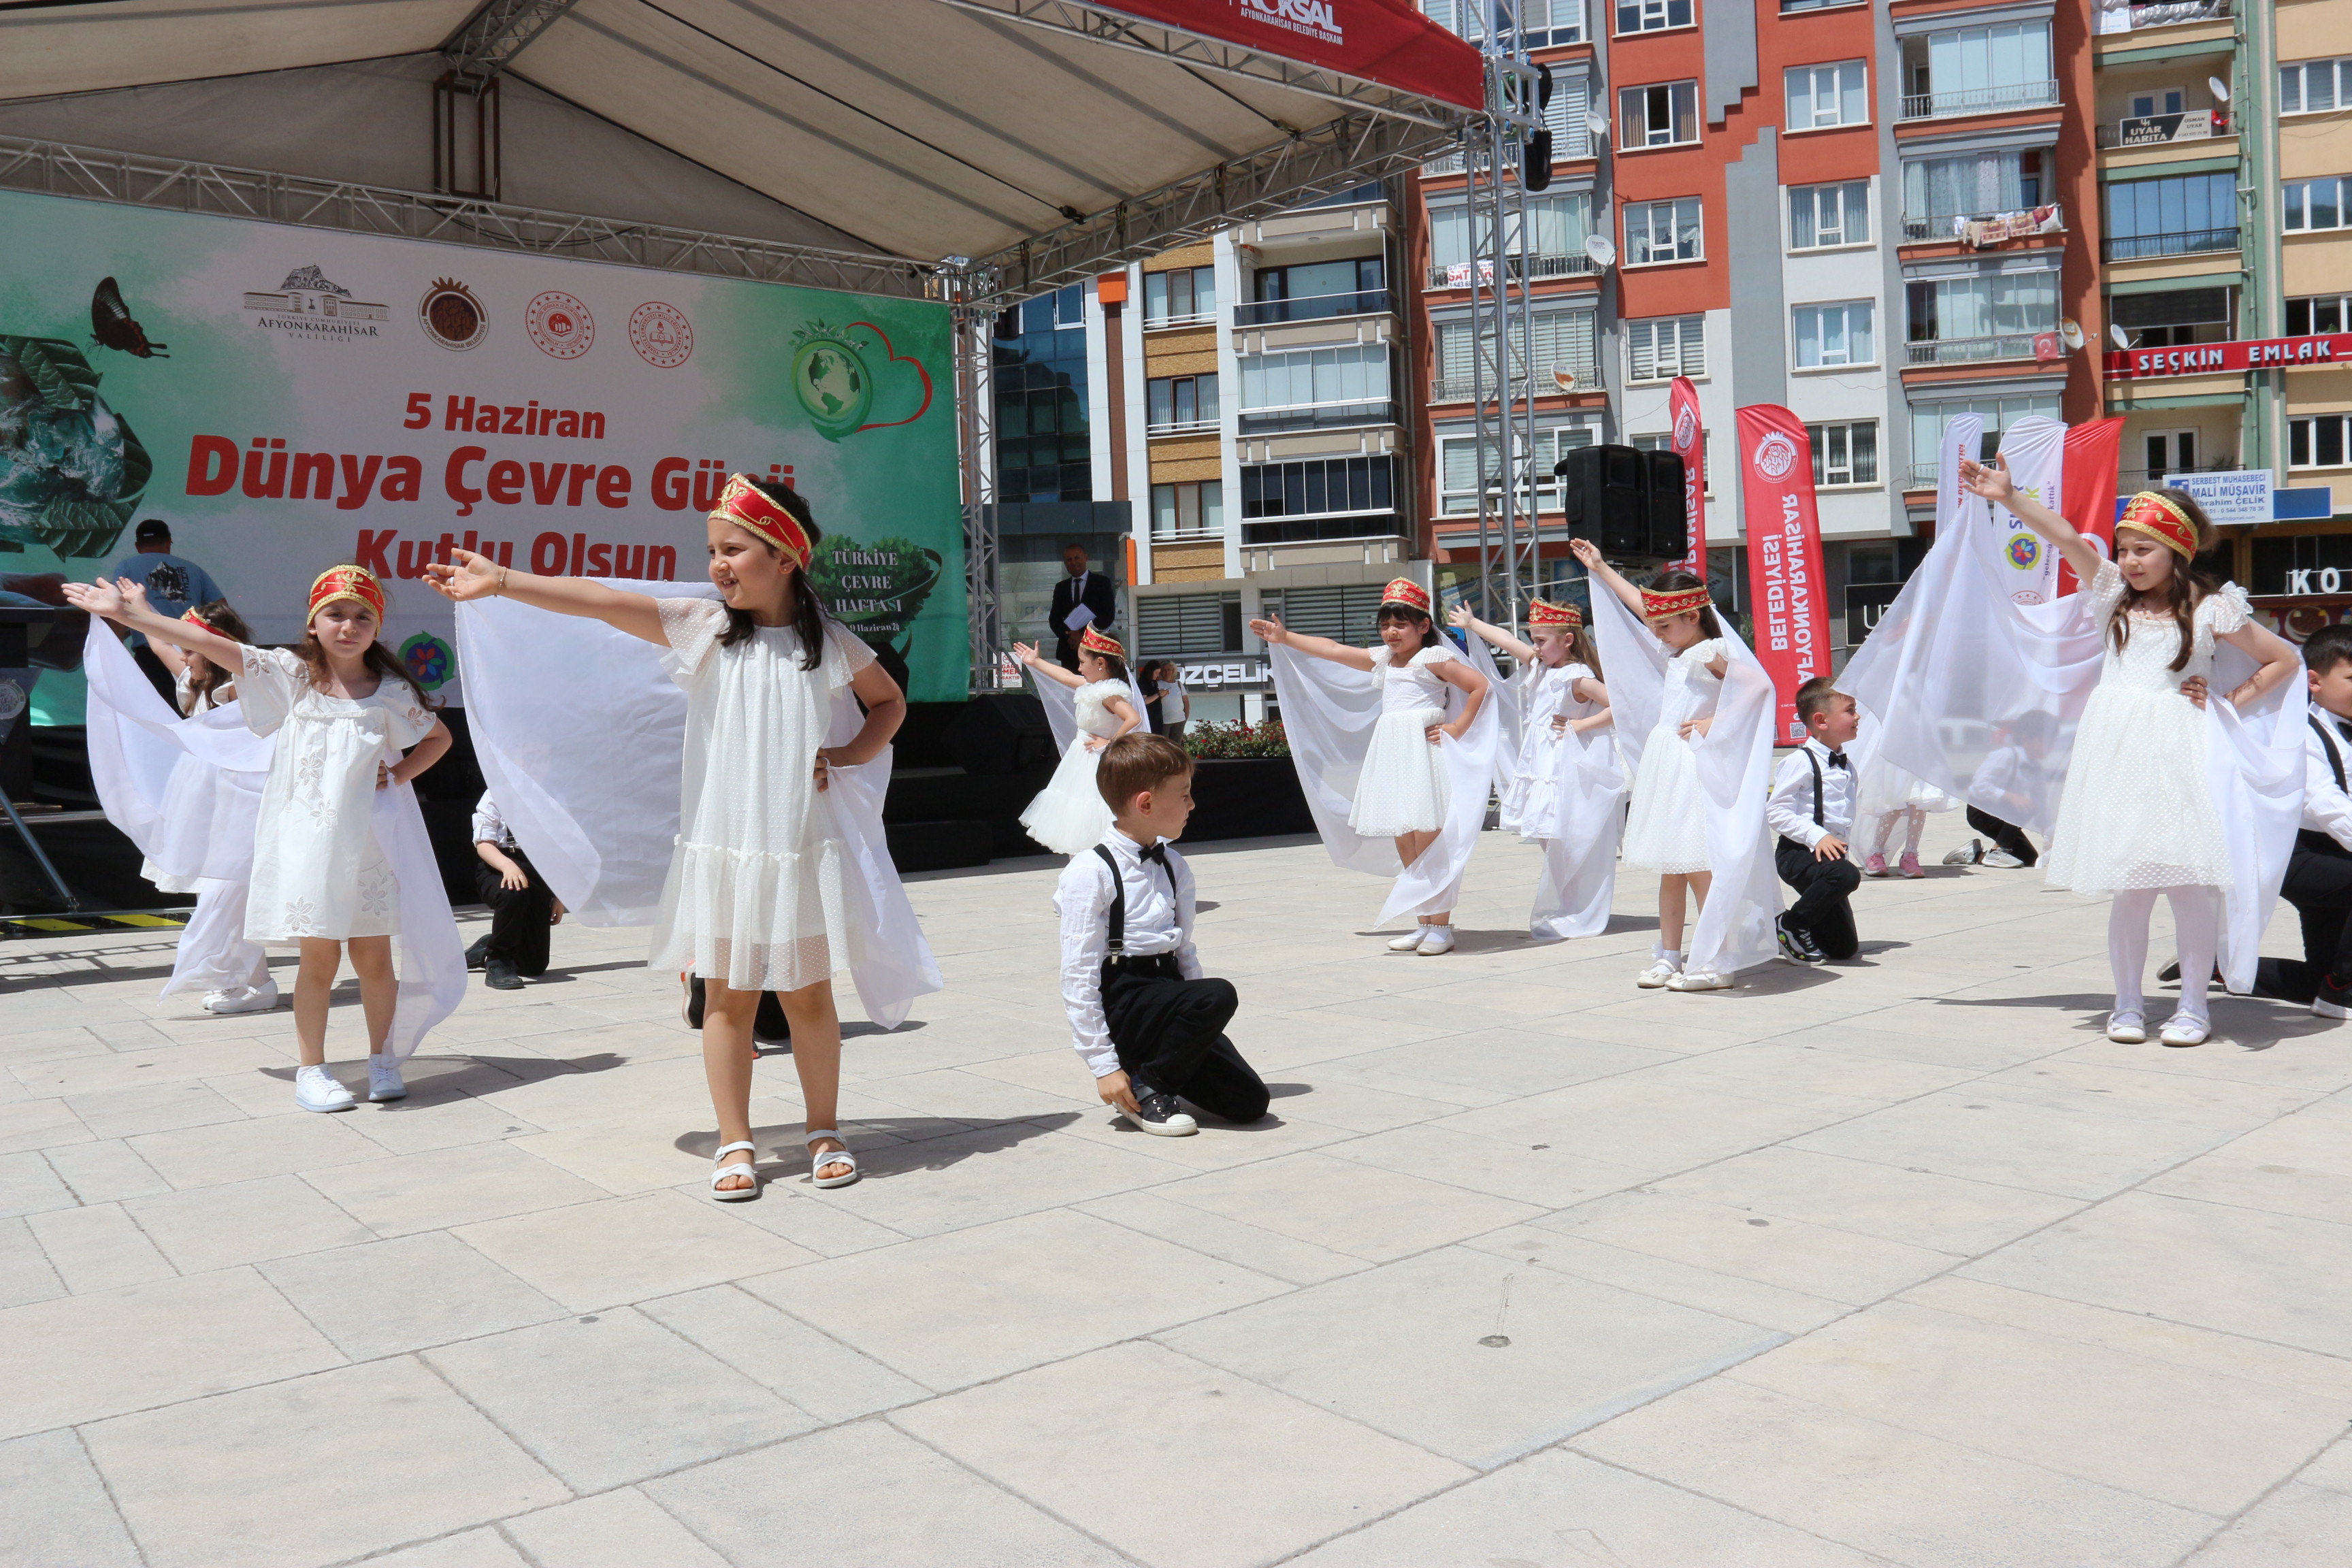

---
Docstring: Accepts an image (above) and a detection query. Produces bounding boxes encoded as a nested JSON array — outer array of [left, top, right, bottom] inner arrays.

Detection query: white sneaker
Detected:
[[1665, 969, 1733, 992], [2106, 1012, 2147, 1045], [2159, 1015, 2209, 1047], [1417, 926, 1455, 956], [295, 1066, 356, 1113], [1636, 959, 1680, 988], [368, 1055, 406, 1102], [1387, 925, 1431, 952], [204, 980, 279, 1015], [1942, 838, 1983, 867], [1982, 850, 2025, 869]]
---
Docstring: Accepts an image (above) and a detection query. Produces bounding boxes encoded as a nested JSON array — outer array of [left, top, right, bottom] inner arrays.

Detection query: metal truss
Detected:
[[936, 0, 1473, 129], [442, 0, 583, 85], [948, 295, 1006, 693], [0, 135, 935, 299], [1465, 35, 1543, 636]]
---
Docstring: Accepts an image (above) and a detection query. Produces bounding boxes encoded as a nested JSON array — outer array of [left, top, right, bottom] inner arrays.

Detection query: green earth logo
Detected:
[[791, 323, 872, 438]]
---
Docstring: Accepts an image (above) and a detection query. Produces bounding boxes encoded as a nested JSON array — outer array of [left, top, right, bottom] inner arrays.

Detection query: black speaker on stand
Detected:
[[1641, 448, 1690, 563]]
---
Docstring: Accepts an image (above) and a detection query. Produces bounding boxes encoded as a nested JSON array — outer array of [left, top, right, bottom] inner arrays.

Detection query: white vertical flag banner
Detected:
[[1984, 414, 2066, 606], [1936, 412, 1986, 544]]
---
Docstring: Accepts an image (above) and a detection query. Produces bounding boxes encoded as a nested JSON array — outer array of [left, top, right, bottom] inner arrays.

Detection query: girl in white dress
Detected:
[[427, 476, 906, 1196], [1014, 627, 1143, 854], [1961, 466, 2300, 1046], [1250, 578, 1488, 954], [1572, 540, 1733, 989], [1855, 757, 1955, 880], [64, 566, 455, 1110]]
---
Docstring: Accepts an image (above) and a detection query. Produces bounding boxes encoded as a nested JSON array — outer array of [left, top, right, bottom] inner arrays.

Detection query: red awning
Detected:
[[1107, 0, 1486, 112]]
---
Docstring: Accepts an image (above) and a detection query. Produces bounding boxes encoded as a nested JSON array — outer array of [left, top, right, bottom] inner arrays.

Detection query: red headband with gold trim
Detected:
[[1641, 584, 1713, 623], [308, 566, 385, 621], [712, 474, 812, 568], [1528, 598, 1582, 629], [1379, 577, 1431, 616], [1079, 625, 1124, 659], [181, 607, 227, 638], [2117, 491, 2198, 561]]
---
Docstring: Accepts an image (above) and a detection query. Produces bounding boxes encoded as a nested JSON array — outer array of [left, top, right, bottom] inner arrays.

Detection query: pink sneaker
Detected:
[[1899, 852, 1924, 879], [1862, 852, 1889, 877]]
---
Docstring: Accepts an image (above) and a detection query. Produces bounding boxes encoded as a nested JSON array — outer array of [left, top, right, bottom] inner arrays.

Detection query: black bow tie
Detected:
[[1826, 750, 1850, 769], [1138, 841, 1168, 867], [2338, 720, 2352, 744]]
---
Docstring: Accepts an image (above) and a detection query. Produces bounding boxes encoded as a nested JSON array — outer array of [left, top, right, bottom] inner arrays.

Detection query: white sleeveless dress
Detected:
[[1351, 644, 1457, 837], [1619, 638, 1723, 875], [1019, 678, 1131, 854], [1501, 660, 1602, 841]]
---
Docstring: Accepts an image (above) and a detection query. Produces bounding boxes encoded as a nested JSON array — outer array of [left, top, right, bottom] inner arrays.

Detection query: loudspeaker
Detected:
[[1642, 448, 1690, 561], [943, 693, 1057, 775], [1556, 444, 1650, 555]]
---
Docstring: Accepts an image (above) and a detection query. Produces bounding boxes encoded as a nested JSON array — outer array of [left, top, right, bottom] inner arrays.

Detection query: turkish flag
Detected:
[[1736, 405, 1831, 745], [2057, 417, 2124, 597]]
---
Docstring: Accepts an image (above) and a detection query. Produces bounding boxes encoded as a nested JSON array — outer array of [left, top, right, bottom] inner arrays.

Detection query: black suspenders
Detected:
[[2314, 714, 2347, 793], [1804, 750, 1825, 828], [1092, 843, 1127, 955]]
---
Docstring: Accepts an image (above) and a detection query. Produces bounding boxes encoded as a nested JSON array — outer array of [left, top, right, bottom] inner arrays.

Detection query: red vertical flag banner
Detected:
[[2057, 416, 2124, 598], [1667, 376, 1706, 576], [1736, 405, 1831, 745]]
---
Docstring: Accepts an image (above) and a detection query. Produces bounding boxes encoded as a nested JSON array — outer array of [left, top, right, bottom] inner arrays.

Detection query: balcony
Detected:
[[1423, 254, 1601, 290], [1232, 289, 1391, 327], [1905, 333, 2053, 366], [1142, 310, 1217, 331], [2095, 110, 2226, 149], [1902, 205, 2066, 244], [2103, 228, 2239, 261], [1235, 399, 1396, 435], [1145, 418, 1220, 438], [2095, 0, 2231, 33], [1431, 369, 1599, 402], [1899, 80, 2061, 121]]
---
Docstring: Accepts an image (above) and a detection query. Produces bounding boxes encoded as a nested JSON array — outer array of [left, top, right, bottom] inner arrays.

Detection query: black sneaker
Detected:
[[1776, 915, 1825, 964], [683, 973, 705, 1029], [2317, 976, 2352, 1020], [2158, 960, 2181, 983], [463, 936, 490, 971], [485, 957, 525, 991], [1126, 1087, 1199, 1137]]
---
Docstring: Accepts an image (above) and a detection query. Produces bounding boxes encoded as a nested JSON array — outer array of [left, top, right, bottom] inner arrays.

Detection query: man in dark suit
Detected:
[[1049, 544, 1117, 670]]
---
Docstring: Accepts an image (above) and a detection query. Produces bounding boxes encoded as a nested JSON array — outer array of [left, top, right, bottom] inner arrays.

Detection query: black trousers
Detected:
[[1100, 954, 1269, 1123], [2252, 839, 2352, 1004], [474, 848, 553, 977], [1775, 838, 1861, 960], [1965, 806, 2038, 866]]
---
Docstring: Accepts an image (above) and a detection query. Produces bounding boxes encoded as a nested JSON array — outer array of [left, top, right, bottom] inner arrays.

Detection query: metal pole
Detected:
[[2, 797, 79, 912], [954, 292, 1002, 694]]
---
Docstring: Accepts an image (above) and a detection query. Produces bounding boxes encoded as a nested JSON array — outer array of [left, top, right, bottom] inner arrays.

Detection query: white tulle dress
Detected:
[[1619, 638, 1724, 874], [651, 598, 875, 991], [1020, 679, 1132, 854], [1350, 644, 1458, 836], [1501, 660, 1601, 841], [2044, 563, 2244, 894]]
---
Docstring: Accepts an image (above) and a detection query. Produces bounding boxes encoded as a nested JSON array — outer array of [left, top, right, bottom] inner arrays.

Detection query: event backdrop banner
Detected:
[[0, 189, 962, 718], [1665, 375, 1705, 577], [1735, 404, 1829, 745]]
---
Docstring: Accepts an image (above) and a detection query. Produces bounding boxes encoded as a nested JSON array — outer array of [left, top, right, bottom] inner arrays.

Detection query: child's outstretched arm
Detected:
[[1012, 641, 1085, 691], [1960, 457, 2104, 587], [1568, 538, 1646, 619], [59, 578, 247, 674], [1447, 605, 1535, 664], [425, 551, 665, 645], [1247, 614, 1377, 672]]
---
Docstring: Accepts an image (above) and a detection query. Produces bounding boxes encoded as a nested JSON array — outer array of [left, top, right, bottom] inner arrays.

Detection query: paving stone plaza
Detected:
[[5, 819, 2350, 1568]]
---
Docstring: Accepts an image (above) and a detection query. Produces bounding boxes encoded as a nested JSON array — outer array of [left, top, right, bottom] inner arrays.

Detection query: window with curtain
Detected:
[[1431, 195, 1590, 268], [1627, 315, 1706, 381], [1138, 591, 1242, 657], [1542, 75, 1593, 159], [1145, 373, 1219, 429], [2285, 178, 2350, 233], [1906, 394, 2059, 477], [1435, 312, 1597, 394], [1437, 427, 1594, 514], [1625, 197, 1703, 264], [1919, 21, 2053, 105], [1806, 421, 1879, 486], [1237, 344, 1390, 410], [1793, 301, 1875, 368], [1620, 81, 1699, 147], [1149, 480, 1224, 538], [1142, 267, 1217, 325], [1901, 150, 2046, 225], [2281, 57, 2351, 114], [1257, 583, 1390, 645], [1791, 180, 1870, 248], [1905, 270, 2057, 343], [1786, 61, 1867, 129]]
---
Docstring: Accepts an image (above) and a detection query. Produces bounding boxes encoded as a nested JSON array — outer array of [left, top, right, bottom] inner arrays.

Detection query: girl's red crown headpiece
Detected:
[[1079, 625, 1124, 658], [1528, 599, 1582, 629], [713, 474, 813, 569], [1379, 577, 1431, 615], [1640, 583, 1713, 622], [2117, 491, 2198, 561], [308, 566, 385, 621], [181, 607, 227, 638]]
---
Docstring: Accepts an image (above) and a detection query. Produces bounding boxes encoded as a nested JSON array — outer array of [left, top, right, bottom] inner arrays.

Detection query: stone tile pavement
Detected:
[[5, 819, 2352, 1567]]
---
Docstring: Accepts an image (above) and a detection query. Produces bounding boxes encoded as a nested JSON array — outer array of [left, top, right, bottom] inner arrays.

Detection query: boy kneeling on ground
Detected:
[[1055, 733, 1270, 1134], [1767, 676, 1864, 964]]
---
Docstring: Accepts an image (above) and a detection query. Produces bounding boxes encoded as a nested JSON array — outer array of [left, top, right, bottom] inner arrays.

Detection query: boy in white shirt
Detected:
[[2246, 624, 2352, 1017], [1055, 733, 1268, 1134], [1766, 676, 1862, 964]]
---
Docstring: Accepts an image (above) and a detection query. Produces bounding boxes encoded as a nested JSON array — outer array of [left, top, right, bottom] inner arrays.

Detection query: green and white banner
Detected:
[[0, 189, 962, 719]]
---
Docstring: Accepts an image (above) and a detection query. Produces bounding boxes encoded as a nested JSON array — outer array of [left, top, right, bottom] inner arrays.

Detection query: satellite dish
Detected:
[[2061, 318, 2085, 351], [2110, 322, 2131, 350], [1584, 234, 1617, 267], [2208, 75, 2230, 102], [1586, 111, 1610, 140], [1552, 366, 1579, 392]]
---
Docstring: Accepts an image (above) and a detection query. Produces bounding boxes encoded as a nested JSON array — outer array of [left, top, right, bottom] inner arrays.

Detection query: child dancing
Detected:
[[1015, 627, 1144, 855], [428, 476, 906, 1195], [1451, 598, 1622, 938], [65, 566, 463, 1107], [1961, 466, 2299, 1045], [1056, 733, 1269, 1135], [1253, 578, 1492, 955]]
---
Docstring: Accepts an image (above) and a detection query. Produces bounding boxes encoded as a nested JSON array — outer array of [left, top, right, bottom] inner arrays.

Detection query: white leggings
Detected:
[[2110, 886, 2217, 1024], [1869, 808, 1927, 858]]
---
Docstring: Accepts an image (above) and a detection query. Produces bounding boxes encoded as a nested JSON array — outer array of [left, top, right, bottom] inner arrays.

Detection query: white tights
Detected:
[[2109, 886, 2217, 1025], [1869, 808, 1927, 858]]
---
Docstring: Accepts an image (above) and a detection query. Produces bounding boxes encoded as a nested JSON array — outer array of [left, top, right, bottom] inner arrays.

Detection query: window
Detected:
[[1620, 81, 1699, 148], [1149, 480, 1224, 539], [1807, 421, 1880, 486], [1255, 257, 1384, 303], [1791, 180, 1870, 248], [1902, 149, 2047, 234], [1257, 583, 1390, 645], [1423, 0, 1585, 46], [1146, 373, 1219, 432], [2106, 172, 2238, 257], [1438, 426, 1596, 515], [2142, 429, 2199, 476], [2127, 86, 2187, 118], [2291, 415, 2352, 469], [2286, 178, 2351, 233], [1616, 0, 1691, 33], [2282, 57, 2352, 114], [1903, 22, 2055, 117], [1143, 267, 1216, 326], [1793, 301, 1876, 368], [1241, 456, 1394, 520], [1237, 344, 1388, 411], [1906, 393, 2059, 480], [1782, 0, 1862, 10], [1906, 270, 2057, 346], [1138, 591, 1242, 658], [1625, 197, 1703, 265], [1430, 194, 1592, 271], [1541, 75, 1594, 159], [1628, 314, 1706, 381], [992, 284, 1090, 502], [1433, 310, 1598, 397], [1786, 61, 1867, 130], [2289, 296, 2351, 336]]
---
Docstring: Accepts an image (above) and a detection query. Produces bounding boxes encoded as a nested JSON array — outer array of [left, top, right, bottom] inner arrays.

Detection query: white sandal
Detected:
[[805, 1129, 859, 1189], [709, 1141, 760, 1201]]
